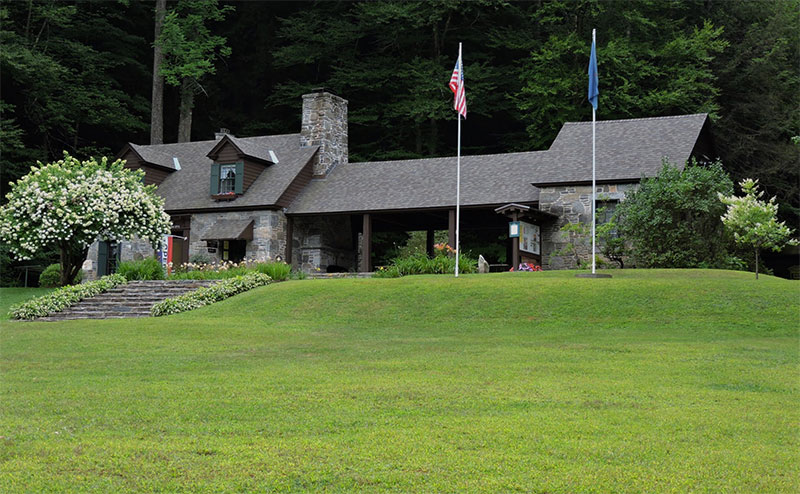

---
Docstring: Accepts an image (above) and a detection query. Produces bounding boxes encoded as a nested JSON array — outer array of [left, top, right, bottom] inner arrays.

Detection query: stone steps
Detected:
[[37, 280, 216, 321]]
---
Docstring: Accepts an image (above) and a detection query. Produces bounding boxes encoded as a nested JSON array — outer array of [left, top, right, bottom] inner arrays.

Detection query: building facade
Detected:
[[83, 91, 713, 279]]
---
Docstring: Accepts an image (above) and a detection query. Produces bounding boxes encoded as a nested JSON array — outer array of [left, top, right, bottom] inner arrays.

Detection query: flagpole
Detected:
[[591, 29, 596, 275], [455, 42, 462, 278]]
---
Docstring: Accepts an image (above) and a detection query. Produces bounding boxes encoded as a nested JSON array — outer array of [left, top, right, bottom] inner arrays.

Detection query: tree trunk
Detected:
[[150, 0, 166, 144], [177, 78, 194, 143], [755, 248, 759, 279], [59, 243, 89, 286], [427, 117, 437, 155]]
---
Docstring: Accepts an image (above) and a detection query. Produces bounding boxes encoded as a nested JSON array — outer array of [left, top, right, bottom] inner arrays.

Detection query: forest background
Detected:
[[1, 0, 798, 280]]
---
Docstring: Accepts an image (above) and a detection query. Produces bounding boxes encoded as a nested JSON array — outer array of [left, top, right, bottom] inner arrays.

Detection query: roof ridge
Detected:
[[563, 113, 708, 126], [346, 150, 550, 167]]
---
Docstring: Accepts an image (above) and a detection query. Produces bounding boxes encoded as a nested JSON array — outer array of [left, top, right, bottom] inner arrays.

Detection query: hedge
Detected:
[[10, 274, 126, 320], [151, 272, 272, 317]]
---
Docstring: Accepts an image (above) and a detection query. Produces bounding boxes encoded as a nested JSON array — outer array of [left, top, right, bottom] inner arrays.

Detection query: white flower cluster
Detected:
[[0, 153, 171, 260], [151, 272, 272, 317], [10, 274, 126, 320]]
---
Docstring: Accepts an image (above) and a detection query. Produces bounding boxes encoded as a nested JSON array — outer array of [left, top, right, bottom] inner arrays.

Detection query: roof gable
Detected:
[[119, 134, 318, 212], [534, 113, 709, 186]]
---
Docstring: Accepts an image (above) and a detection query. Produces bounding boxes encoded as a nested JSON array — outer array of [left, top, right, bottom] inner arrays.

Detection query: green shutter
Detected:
[[210, 163, 220, 195], [234, 162, 244, 194]]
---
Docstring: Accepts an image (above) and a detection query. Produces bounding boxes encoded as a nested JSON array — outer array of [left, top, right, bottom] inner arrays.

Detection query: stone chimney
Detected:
[[300, 90, 348, 177], [215, 128, 232, 140]]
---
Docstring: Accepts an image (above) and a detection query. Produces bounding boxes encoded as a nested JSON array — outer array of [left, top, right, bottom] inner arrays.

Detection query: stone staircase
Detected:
[[37, 280, 216, 321]]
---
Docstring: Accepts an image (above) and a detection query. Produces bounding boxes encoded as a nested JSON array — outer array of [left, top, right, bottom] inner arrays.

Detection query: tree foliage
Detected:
[[719, 179, 797, 278], [614, 160, 734, 268], [0, 153, 171, 286]]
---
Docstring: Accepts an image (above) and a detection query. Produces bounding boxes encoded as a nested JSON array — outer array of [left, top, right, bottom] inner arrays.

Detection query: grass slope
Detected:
[[1, 270, 798, 492]]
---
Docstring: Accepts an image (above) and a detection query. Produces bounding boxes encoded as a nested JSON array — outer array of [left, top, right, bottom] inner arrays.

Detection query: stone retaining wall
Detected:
[[538, 183, 636, 269]]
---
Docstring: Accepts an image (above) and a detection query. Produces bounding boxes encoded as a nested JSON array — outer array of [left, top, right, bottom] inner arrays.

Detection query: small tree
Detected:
[[0, 153, 171, 286], [719, 178, 797, 279]]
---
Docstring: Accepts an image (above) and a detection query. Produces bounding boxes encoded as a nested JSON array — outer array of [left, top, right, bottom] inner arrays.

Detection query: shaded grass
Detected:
[[0, 288, 53, 320], [1, 269, 798, 492]]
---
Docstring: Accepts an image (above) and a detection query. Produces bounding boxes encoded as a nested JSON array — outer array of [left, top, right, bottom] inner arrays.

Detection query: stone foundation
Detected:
[[189, 210, 287, 263]]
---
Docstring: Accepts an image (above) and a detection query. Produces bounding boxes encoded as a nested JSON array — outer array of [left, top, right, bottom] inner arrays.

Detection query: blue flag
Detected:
[[588, 34, 599, 110]]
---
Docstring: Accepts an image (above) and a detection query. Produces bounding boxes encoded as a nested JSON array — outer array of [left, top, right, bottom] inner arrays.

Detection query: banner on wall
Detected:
[[518, 221, 540, 255], [156, 235, 173, 274]]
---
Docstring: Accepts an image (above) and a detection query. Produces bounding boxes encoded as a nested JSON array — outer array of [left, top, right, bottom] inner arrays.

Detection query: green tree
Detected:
[[0, 153, 171, 286], [707, 0, 800, 225], [516, 0, 727, 149], [157, 0, 233, 142], [614, 160, 734, 268], [719, 178, 797, 279]]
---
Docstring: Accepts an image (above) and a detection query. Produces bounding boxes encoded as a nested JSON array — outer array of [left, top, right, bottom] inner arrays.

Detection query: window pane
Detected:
[[220, 165, 236, 193]]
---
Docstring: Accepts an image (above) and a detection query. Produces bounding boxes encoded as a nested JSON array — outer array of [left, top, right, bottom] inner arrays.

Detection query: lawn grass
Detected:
[[0, 287, 53, 320], [1, 269, 798, 492]]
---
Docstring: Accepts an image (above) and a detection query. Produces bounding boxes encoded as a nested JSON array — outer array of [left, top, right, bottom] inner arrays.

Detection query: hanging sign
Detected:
[[518, 221, 540, 255], [509, 221, 520, 238]]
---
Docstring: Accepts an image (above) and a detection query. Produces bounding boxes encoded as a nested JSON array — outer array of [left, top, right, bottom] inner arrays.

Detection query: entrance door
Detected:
[[97, 240, 120, 276], [221, 239, 246, 262], [172, 237, 186, 268]]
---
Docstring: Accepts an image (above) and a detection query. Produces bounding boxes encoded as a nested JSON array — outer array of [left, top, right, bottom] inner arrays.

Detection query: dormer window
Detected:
[[210, 162, 244, 199], [219, 164, 236, 193]]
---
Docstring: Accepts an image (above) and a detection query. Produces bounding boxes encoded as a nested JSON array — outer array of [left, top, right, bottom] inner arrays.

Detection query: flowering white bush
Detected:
[[719, 178, 798, 279], [0, 152, 171, 286], [10, 274, 126, 320], [151, 272, 272, 317]]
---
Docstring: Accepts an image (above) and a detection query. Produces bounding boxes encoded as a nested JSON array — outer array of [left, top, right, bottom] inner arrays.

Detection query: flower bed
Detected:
[[151, 272, 272, 317], [10, 274, 126, 320]]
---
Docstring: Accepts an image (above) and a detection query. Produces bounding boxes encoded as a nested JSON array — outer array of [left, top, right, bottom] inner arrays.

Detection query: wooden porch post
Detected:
[[285, 216, 293, 265], [426, 230, 435, 257], [360, 213, 372, 272], [448, 209, 456, 248], [511, 211, 520, 269]]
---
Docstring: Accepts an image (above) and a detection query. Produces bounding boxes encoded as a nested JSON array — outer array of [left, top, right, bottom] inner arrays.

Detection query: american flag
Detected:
[[449, 56, 467, 118]]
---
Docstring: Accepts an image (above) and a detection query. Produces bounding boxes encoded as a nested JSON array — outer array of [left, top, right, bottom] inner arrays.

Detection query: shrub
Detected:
[[10, 274, 126, 320], [39, 263, 82, 287], [117, 258, 165, 281], [382, 247, 477, 277], [615, 160, 734, 268], [253, 261, 292, 281], [151, 272, 272, 317]]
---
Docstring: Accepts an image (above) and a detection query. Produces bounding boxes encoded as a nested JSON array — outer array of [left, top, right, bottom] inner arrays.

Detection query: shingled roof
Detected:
[[286, 151, 548, 215], [287, 113, 709, 215], [534, 113, 709, 186], [132, 134, 317, 212], [131, 112, 708, 215]]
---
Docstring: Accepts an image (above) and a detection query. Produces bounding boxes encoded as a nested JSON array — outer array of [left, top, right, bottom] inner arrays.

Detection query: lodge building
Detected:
[[83, 91, 713, 278]]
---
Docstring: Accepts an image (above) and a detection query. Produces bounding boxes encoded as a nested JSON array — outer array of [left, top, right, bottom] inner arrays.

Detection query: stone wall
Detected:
[[189, 210, 287, 263], [82, 237, 154, 281], [300, 91, 348, 177], [292, 215, 356, 272], [538, 183, 636, 269]]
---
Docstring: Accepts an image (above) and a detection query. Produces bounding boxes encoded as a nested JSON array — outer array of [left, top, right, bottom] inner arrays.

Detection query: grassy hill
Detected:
[[1, 270, 798, 492]]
